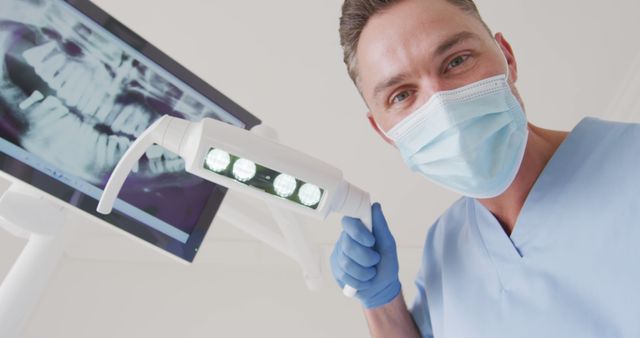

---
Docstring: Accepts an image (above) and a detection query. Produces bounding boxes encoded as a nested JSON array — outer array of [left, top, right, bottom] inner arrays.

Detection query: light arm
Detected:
[[96, 115, 374, 298], [96, 115, 171, 214]]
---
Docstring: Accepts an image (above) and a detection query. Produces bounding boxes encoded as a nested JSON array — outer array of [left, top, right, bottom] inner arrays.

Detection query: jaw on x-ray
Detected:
[[0, 0, 234, 190], [0, 0, 243, 235]]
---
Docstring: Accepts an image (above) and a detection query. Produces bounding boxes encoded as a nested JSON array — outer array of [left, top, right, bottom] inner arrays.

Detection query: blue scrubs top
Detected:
[[410, 118, 640, 338]]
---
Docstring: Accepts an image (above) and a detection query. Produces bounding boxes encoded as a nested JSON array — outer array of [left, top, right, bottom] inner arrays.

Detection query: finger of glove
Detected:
[[330, 245, 374, 290], [342, 216, 375, 247], [337, 250, 376, 282], [371, 202, 396, 249], [340, 232, 381, 268], [335, 266, 374, 291]]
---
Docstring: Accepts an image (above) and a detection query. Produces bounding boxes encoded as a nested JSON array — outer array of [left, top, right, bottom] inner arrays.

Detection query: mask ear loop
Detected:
[[495, 38, 530, 157], [370, 115, 393, 141], [495, 39, 511, 83]]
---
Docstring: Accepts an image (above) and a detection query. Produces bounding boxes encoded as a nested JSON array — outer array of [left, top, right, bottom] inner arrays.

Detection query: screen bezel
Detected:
[[0, 0, 261, 262]]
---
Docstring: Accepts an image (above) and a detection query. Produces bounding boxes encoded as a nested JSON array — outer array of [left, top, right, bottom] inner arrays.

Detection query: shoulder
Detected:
[[578, 117, 640, 131], [575, 117, 640, 146], [547, 117, 640, 178], [568, 118, 640, 169]]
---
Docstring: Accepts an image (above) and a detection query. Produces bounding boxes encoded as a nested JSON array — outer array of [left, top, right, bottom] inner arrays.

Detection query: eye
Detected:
[[446, 55, 470, 71], [391, 90, 412, 105]]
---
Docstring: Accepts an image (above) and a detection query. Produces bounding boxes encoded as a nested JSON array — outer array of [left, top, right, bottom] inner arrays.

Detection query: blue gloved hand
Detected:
[[330, 202, 401, 309]]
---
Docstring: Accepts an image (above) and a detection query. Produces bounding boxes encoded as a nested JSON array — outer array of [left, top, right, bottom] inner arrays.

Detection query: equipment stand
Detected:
[[215, 196, 323, 290], [0, 186, 67, 338]]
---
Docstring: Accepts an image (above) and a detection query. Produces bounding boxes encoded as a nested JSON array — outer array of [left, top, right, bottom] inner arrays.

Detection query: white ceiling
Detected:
[[2, 0, 640, 337]]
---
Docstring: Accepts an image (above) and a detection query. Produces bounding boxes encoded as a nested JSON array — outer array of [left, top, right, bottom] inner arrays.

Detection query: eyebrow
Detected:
[[434, 31, 480, 58], [372, 31, 480, 100], [372, 73, 410, 100]]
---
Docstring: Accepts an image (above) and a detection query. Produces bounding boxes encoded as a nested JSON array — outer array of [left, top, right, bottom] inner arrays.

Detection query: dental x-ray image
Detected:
[[0, 0, 248, 245]]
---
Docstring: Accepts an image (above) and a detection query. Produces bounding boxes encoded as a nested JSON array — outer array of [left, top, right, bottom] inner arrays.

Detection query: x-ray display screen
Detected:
[[0, 0, 260, 261]]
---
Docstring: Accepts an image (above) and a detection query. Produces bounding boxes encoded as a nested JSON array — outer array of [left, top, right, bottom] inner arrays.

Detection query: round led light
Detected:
[[273, 174, 297, 198], [205, 149, 231, 173], [232, 158, 256, 182], [298, 183, 322, 206]]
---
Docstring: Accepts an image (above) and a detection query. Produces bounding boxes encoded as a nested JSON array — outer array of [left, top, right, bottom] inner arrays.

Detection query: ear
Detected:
[[495, 32, 518, 83], [366, 112, 395, 146]]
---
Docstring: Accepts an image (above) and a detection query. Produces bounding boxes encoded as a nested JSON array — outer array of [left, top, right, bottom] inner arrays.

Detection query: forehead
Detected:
[[355, 0, 489, 91]]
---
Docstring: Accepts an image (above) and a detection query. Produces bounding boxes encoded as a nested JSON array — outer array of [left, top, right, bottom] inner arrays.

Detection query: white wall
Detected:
[[2, 0, 640, 337]]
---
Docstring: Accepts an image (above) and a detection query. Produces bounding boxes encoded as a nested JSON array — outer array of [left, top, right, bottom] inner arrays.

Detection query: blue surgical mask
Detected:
[[382, 57, 528, 198]]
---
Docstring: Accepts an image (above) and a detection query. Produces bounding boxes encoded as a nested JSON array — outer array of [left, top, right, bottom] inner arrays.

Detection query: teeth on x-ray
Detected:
[[145, 145, 180, 162], [8, 17, 215, 186], [19, 90, 45, 110], [19, 95, 137, 182], [25, 95, 72, 127], [160, 149, 185, 173], [145, 144, 164, 160], [22, 41, 58, 66], [145, 144, 184, 174], [111, 105, 151, 137], [18, 41, 164, 181], [149, 156, 185, 174], [22, 42, 112, 116]]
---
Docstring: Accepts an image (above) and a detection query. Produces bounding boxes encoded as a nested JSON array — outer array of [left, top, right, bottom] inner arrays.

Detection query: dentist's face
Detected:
[[355, 0, 521, 138]]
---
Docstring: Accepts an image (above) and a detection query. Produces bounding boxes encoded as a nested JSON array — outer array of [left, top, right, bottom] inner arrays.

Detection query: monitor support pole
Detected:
[[214, 194, 323, 291], [267, 204, 323, 290], [238, 124, 322, 290], [0, 186, 67, 338]]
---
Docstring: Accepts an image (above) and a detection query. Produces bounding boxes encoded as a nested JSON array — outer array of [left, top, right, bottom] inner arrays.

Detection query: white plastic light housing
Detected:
[[298, 183, 321, 207], [232, 158, 256, 182], [96, 115, 372, 298], [205, 148, 231, 172], [273, 174, 297, 198]]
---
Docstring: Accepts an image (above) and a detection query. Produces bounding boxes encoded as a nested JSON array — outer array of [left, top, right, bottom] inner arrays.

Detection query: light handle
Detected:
[[331, 183, 372, 298]]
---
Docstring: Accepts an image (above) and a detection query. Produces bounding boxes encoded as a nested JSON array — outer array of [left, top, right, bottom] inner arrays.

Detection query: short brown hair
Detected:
[[339, 0, 491, 83]]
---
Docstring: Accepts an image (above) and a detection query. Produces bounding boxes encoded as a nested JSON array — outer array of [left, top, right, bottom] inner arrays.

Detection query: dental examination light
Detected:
[[97, 115, 371, 297]]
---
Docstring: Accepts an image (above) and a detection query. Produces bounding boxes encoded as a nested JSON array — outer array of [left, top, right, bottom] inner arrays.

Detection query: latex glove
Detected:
[[330, 202, 401, 309]]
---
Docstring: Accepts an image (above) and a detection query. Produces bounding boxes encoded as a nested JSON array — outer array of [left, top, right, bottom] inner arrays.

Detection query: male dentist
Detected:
[[330, 0, 640, 337]]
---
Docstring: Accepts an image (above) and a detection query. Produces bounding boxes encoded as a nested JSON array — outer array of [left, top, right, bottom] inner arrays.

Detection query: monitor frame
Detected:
[[0, 0, 261, 262]]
